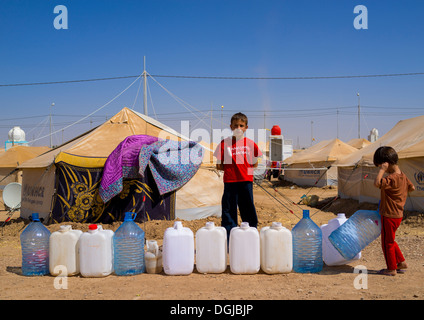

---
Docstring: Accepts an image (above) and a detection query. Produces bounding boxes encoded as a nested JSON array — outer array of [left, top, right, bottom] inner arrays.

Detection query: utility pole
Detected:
[[50, 103, 55, 148], [143, 56, 148, 116], [357, 92, 360, 139]]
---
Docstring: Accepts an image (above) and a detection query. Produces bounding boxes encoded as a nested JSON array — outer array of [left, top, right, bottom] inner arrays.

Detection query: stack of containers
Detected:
[[329, 209, 381, 261], [321, 213, 361, 266]]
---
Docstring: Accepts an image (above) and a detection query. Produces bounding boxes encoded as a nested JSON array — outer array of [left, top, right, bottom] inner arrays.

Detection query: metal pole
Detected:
[[357, 92, 360, 139], [50, 103, 54, 148], [143, 56, 148, 116]]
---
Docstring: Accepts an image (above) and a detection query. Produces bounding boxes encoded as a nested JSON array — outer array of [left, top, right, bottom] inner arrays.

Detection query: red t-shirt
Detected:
[[214, 137, 262, 183]]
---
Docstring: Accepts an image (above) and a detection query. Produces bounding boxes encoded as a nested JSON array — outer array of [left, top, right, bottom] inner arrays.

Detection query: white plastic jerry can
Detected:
[[321, 213, 361, 266], [162, 221, 194, 275], [260, 222, 293, 274], [145, 240, 163, 274], [195, 222, 227, 274], [49, 225, 83, 276], [229, 222, 260, 274], [79, 224, 114, 277]]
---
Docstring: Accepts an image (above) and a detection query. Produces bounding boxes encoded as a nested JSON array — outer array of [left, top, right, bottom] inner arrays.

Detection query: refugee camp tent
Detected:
[[336, 115, 424, 212], [347, 138, 372, 149], [0, 146, 50, 187], [18, 107, 223, 222], [283, 139, 358, 187]]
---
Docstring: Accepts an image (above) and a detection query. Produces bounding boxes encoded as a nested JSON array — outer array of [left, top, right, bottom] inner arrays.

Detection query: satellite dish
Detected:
[[3, 182, 22, 210]]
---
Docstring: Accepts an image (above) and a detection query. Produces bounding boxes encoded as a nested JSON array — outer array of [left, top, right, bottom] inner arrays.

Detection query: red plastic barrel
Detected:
[[271, 125, 281, 135]]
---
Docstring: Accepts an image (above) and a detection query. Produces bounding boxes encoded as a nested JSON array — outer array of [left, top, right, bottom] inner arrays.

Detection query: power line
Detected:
[[1, 72, 424, 87]]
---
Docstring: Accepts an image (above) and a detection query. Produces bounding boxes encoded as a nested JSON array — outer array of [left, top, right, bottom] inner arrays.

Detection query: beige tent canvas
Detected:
[[18, 107, 223, 221], [347, 138, 372, 149], [283, 139, 358, 187], [0, 146, 50, 186], [336, 115, 424, 212]]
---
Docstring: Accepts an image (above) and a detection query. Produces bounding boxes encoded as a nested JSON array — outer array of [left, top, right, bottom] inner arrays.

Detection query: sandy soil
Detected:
[[0, 179, 423, 302]]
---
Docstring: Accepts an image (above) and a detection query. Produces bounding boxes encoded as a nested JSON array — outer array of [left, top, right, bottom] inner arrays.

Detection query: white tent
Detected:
[[336, 115, 424, 212], [283, 139, 358, 187]]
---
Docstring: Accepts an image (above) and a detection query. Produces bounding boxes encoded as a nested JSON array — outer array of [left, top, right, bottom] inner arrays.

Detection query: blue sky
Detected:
[[0, 0, 423, 149]]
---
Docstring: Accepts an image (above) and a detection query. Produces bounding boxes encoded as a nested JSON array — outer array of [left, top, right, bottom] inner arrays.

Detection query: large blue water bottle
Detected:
[[292, 210, 323, 273], [113, 212, 145, 276], [329, 210, 381, 260], [20, 213, 51, 276]]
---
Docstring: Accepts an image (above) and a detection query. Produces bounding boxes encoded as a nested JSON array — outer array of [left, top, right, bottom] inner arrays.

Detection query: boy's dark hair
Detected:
[[231, 112, 248, 125], [373, 146, 398, 166]]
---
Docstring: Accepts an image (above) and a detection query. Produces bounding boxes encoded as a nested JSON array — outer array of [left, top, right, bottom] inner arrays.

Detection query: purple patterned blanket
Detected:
[[99, 135, 158, 202], [138, 139, 203, 195], [99, 135, 203, 202]]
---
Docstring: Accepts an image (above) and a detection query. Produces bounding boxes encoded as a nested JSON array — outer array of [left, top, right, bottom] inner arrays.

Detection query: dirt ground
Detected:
[[1, 179, 423, 301]]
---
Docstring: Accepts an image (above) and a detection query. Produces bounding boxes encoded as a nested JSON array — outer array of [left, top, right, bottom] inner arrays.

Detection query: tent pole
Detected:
[[143, 56, 148, 116]]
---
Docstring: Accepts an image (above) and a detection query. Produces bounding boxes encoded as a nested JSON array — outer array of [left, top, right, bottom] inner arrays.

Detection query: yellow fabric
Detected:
[[54, 152, 107, 168]]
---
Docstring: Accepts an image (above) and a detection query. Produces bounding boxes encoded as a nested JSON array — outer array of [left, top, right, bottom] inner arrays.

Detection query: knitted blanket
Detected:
[[138, 139, 204, 195], [99, 135, 158, 202]]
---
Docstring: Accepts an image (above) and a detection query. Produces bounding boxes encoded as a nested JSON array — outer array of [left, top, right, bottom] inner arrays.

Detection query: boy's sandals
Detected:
[[378, 269, 397, 276], [397, 262, 408, 274]]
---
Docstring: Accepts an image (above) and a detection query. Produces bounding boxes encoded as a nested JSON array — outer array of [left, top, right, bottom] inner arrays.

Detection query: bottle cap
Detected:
[[89, 224, 97, 230], [124, 212, 135, 221], [240, 222, 250, 229], [31, 213, 40, 222]]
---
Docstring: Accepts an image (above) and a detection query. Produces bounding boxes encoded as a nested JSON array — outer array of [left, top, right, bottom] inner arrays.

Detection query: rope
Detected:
[[254, 180, 301, 219], [26, 73, 144, 145]]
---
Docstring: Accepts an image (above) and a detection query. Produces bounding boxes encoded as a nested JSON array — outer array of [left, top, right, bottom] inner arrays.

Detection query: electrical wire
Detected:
[[1, 72, 424, 87]]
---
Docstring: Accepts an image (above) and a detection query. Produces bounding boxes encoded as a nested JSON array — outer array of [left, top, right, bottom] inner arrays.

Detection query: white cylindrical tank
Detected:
[[260, 222, 292, 274], [49, 225, 82, 276], [195, 222, 227, 274], [8, 126, 26, 142], [229, 222, 260, 274], [162, 221, 194, 275]]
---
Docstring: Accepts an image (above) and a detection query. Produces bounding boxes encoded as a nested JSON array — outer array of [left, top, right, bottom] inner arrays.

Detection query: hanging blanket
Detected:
[[99, 135, 158, 202], [138, 139, 204, 195]]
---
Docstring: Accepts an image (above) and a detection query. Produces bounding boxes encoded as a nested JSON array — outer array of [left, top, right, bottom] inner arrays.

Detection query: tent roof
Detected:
[[346, 138, 372, 149], [18, 107, 189, 169], [0, 146, 50, 168], [285, 138, 357, 165], [336, 115, 424, 167]]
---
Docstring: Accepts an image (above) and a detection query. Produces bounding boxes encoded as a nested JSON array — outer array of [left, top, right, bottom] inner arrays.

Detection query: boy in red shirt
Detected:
[[373, 146, 415, 276], [214, 112, 262, 238]]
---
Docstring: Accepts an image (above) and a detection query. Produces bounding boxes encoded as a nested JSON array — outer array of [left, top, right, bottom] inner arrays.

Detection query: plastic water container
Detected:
[[260, 222, 292, 274], [195, 222, 227, 274], [162, 221, 194, 275], [229, 222, 260, 274], [292, 210, 323, 273], [113, 212, 145, 276], [145, 240, 162, 274], [79, 224, 114, 277], [49, 225, 82, 276], [329, 210, 381, 261], [20, 213, 51, 276], [321, 214, 361, 266]]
